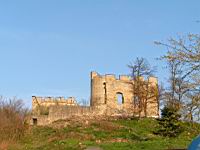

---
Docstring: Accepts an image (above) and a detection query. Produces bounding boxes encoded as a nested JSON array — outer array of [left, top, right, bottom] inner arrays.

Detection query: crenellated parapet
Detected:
[[32, 96, 78, 114], [91, 71, 157, 83], [119, 75, 131, 81]]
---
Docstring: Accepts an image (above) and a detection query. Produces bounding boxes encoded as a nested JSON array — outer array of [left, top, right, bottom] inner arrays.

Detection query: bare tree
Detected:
[[155, 34, 200, 122], [0, 96, 29, 142], [79, 98, 90, 106], [128, 57, 156, 79], [128, 57, 157, 117]]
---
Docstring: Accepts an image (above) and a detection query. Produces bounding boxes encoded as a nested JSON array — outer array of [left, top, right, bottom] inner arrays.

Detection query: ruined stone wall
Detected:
[[31, 71, 159, 126], [32, 106, 95, 125], [32, 96, 78, 115], [91, 71, 159, 117], [91, 72, 134, 115]]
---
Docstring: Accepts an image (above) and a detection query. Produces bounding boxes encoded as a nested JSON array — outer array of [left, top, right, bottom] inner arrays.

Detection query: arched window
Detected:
[[116, 92, 124, 105]]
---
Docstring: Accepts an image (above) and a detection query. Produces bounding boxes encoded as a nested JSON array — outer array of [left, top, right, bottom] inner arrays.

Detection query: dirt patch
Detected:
[[49, 115, 123, 129], [109, 138, 129, 143], [85, 146, 103, 150]]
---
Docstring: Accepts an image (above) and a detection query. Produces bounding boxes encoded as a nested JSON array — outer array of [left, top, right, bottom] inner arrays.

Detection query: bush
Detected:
[[154, 105, 183, 137], [0, 96, 29, 141]]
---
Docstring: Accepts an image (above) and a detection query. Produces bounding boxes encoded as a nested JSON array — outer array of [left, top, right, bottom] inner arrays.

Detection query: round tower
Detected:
[[90, 72, 106, 107]]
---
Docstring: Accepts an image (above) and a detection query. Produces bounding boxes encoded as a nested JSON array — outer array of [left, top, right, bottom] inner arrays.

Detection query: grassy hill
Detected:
[[6, 118, 200, 150]]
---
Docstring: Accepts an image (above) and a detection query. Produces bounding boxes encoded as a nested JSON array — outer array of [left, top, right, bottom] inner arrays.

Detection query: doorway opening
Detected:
[[33, 118, 37, 125]]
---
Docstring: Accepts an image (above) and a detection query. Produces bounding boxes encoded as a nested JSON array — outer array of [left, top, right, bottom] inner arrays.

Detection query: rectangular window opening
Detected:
[[33, 118, 37, 125]]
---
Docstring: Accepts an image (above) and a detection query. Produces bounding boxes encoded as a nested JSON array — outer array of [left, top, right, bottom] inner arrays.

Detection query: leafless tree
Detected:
[[128, 57, 157, 117], [0, 96, 29, 142], [128, 57, 156, 79], [79, 98, 90, 106], [155, 34, 200, 121]]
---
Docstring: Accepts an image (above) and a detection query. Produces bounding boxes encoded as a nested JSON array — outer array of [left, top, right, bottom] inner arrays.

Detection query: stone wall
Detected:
[[32, 106, 95, 125], [32, 96, 78, 115], [91, 71, 159, 117], [31, 71, 159, 126]]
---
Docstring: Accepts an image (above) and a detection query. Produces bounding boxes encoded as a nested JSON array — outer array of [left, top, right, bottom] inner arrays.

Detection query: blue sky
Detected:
[[0, 0, 199, 107]]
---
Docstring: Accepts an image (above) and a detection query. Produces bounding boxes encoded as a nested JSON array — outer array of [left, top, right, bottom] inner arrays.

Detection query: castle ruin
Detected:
[[31, 71, 159, 125]]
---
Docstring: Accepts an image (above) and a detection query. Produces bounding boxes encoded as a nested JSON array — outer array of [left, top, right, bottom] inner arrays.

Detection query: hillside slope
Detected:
[[7, 118, 200, 150]]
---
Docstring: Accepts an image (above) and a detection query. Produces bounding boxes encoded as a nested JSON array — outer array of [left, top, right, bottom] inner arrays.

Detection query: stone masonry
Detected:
[[90, 72, 159, 117], [31, 71, 159, 125]]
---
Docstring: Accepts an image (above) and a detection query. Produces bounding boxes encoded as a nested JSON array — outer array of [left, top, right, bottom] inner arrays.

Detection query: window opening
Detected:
[[33, 118, 37, 125], [117, 93, 124, 105], [103, 82, 107, 104]]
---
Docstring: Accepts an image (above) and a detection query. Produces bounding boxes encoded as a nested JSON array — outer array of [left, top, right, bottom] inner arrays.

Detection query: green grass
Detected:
[[8, 118, 200, 150]]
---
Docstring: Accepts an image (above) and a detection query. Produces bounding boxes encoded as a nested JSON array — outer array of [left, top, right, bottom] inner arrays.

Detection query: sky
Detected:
[[0, 0, 200, 107]]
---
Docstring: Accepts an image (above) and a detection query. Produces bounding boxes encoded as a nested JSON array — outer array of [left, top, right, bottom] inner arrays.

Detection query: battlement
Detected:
[[32, 96, 78, 111], [91, 71, 99, 79], [92, 71, 131, 81], [32, 96, 76, 102], [119, 75, 131, 81], [105, 74, 116, 80], [91, 71, 157, 83]]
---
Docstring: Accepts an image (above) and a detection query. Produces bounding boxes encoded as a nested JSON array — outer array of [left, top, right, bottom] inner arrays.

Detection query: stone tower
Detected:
[[90, 71, 159, 117]]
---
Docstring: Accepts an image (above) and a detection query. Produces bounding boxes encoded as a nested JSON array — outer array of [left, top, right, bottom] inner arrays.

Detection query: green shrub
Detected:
[[154, 105, 183, 137]]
